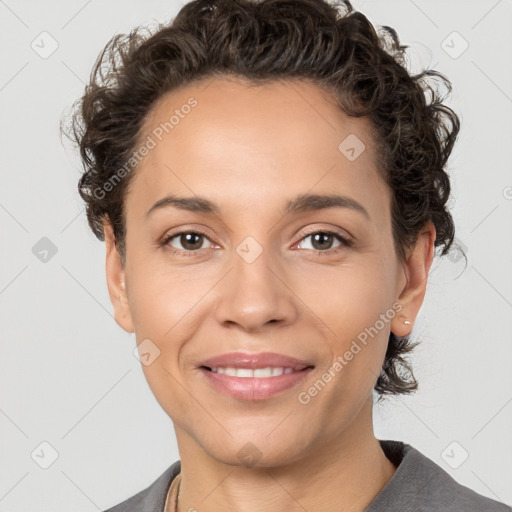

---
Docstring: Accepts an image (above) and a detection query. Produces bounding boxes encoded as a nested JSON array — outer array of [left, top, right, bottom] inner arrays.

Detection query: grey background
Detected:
[[0, 0, 511, 510]]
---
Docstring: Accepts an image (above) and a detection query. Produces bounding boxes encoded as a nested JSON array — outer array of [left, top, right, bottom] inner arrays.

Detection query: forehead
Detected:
[[128, 76, 389, 223], [139, 75, 380, 163]]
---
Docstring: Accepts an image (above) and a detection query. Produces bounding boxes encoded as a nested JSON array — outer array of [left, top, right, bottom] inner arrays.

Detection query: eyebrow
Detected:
[[146, 193, 370, 220]]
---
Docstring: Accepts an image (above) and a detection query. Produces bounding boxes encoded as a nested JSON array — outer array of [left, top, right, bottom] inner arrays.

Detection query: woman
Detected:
[[62, 0, 511, 510]]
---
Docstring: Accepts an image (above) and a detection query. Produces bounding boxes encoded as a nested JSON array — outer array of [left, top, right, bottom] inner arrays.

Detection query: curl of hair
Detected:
[[61, 0, 461, 396]]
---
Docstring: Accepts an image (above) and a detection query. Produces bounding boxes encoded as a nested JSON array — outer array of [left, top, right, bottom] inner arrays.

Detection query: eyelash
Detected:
[[160, 228, 352, 257]]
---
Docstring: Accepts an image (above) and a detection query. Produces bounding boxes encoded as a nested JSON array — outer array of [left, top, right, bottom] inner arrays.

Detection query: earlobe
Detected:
[[391, 222, 436, 337], [103, 222, 135, 333], [392, 311, 413, 337]]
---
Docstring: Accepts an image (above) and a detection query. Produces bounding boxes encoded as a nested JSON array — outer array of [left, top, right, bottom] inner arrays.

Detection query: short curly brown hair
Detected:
[[61, 0, 460, 397]]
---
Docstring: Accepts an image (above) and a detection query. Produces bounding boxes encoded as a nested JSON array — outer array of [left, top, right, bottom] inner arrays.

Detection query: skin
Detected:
[[103, 76, 435, 512]]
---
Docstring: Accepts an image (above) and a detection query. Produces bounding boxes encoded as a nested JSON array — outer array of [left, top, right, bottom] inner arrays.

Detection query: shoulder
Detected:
[[368, 440, 512, 512], [102, 460, 181, 512]]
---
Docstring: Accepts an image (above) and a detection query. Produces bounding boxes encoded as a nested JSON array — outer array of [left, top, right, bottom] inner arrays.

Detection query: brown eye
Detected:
[[310, 232, 336, 251], [165, 231, 210, 253], [297, 230, 351, 254]]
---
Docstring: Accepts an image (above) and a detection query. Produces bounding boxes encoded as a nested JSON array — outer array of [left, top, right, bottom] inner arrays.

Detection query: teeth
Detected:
[[209, 366, 296, 377], [236, 368, 254, 378], [255, 367, 275, 377]]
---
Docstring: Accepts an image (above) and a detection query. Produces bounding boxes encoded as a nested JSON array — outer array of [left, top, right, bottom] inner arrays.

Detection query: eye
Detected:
[[163, 230, 213, 254], [161, 228, 352, 257], [296, 230, 352, 255]]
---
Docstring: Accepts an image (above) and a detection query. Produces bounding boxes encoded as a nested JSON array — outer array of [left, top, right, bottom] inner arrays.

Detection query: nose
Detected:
[[213, 246, 298, 333]]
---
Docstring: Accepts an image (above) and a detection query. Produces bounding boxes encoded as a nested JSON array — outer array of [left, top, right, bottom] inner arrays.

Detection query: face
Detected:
[[105, 76, 434, 467]]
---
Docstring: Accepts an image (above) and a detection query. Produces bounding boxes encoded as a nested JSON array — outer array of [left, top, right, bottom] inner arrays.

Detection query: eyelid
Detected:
[[296, 225, 353, 242]]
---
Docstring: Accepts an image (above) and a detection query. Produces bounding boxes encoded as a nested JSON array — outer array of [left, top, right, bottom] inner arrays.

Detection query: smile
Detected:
[[197, 351, 315, 400], [206, 366, 296, 377]]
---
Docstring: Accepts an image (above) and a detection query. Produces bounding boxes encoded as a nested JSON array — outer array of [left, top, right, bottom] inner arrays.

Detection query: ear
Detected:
[[391, 221, 436, 337], [104, 222, 134, 333]]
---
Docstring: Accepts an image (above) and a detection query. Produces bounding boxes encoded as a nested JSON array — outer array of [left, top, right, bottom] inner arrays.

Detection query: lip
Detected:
[[199, 351, 313, 371], [198, 351, 315, 401]]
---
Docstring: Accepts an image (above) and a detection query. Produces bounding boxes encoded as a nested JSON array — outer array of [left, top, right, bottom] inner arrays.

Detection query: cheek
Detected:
[[125, 261, 212, 397], [296, 259, 396, 396], [126, 256, 207, 339], [127, 266, 198, 418], [296, 256, 396, 340]]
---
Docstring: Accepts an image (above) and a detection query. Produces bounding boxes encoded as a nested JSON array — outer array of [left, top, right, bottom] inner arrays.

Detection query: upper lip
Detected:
[[199, 352, 314, 371]]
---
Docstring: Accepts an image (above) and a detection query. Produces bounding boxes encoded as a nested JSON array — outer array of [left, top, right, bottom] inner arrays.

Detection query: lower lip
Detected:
[[199, 367, 314, 400]]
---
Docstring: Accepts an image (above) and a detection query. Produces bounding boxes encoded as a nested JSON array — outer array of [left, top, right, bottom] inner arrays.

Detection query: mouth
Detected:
[[201, 365, 312, 377], [197, 352, 315, 400]]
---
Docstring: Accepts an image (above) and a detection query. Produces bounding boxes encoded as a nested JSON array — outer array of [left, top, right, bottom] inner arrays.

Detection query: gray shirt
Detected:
[[103, 440, 511, 511]]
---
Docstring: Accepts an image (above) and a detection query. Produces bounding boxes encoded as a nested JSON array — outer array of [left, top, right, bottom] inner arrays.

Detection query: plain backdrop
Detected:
[[0, 0, 511, 510]]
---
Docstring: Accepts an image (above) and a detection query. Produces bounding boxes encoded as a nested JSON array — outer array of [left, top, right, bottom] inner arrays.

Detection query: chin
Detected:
[[201, 431, 310, 469]]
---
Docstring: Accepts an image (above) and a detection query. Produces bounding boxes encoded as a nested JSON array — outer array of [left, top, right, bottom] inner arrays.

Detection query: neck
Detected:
[[173, 397, 396, 512]]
